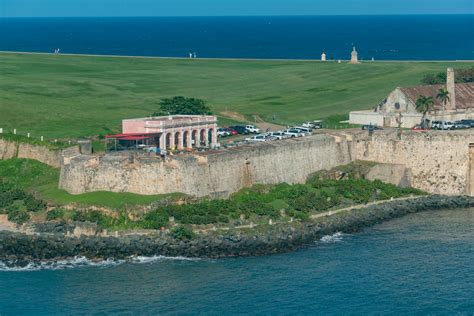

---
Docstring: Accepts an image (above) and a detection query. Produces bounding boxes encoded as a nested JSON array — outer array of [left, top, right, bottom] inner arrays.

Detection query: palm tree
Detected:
[[436, 88, 450, 129], [415, 95, 435, 128]]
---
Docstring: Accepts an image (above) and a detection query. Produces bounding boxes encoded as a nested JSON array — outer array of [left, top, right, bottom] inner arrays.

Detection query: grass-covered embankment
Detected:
[[1, 52, 473, 138], [0, 159, 425, 232], [0, 159, 181, 210]]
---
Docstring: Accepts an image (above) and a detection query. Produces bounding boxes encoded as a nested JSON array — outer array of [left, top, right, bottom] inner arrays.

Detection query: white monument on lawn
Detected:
[[350, 46, 360, 64]]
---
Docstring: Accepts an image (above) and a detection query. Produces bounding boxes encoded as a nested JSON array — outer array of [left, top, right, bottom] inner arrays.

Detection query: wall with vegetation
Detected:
[[0, 138, 63, 168]]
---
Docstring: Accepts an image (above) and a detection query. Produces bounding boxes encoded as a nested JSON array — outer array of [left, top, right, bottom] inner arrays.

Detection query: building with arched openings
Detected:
[[106, 115, 218, 151]]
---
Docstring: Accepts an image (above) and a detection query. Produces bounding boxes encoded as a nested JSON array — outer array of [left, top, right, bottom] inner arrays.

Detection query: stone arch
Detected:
[[208, 128, 216, 146], [174, 131, 181, 149], [166, 133, 173, 149], [183, 130, 190, 149], [192, 129, 199, 147], [200, 129, 207, 146]]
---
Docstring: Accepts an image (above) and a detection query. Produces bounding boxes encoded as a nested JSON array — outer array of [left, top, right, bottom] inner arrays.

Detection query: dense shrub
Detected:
[[7, 207, 30, 225], [171, 226, 195, 240], [72, 210, 116, 228], [47, 209, 65, 221], [0, 183, 46, 212]]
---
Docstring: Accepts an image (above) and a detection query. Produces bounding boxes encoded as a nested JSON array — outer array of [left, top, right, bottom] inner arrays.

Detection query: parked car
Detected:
[[284, 129, 305, 138], [245, 134, 267, 142], [431, 121, 442, 129], [230, 125, 250, 135], [245, 125, 261, 134], [266, 131, 290, 140], [361, 124, 383, 130], [454, 121, 470, 129], [293, 126, 313, 136], [217, 128, 231, 137], [224, 127, 238, 136], [460, 119, 474, 128], [411, 125, 430, 131], [438, 121, 455, 130], [302, 120, 323, 129]]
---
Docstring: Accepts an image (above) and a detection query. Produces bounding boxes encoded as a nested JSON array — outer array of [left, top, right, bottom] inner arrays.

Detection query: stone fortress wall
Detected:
[[0, 138, 64, 168], [59, 130, 474, 197]]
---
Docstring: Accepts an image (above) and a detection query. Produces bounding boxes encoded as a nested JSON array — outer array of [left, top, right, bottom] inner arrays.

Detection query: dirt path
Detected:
[[310, 196, 420, 219], [194, 196, 422, 233]]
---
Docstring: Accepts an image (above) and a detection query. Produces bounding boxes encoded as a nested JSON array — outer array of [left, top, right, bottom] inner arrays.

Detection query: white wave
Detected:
[[0, 255, 200, 272], [320, 232, 347, 243]]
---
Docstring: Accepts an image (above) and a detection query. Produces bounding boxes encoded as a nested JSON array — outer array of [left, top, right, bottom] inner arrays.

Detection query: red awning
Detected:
[[105, 133, 160, 140]]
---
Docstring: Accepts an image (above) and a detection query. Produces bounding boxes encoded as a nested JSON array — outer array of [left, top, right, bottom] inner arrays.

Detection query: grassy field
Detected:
[[1, 52, 473, 138], [0, 159, 181, 209]]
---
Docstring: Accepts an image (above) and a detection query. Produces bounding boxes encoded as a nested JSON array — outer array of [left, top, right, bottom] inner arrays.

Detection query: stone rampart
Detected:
[[59, 135, 352, 196], [0, 138, 69, 168], [352, 131, 474, 195], [59, 130, 474, 197]]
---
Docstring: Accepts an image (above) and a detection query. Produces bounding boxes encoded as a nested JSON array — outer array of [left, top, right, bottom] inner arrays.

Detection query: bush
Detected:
[[47, 209, 65, 221], [7, 208, 30, 225], [72, 210, 116, 228], [141, 210, 169, 229], [171, 226, 195, 240]]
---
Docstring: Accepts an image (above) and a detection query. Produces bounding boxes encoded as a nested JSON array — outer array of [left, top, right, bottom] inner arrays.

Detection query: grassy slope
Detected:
[[0, 159, 180, 209], [1, 52, 472, 138]]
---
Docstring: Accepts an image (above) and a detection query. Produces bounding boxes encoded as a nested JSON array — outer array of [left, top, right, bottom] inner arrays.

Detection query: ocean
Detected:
[[1, 207, 473, 315], [0, 15, 473, 60]]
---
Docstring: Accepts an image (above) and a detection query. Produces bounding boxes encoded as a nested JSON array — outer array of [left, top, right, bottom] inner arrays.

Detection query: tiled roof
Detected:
[[400, 83, 474, 110]]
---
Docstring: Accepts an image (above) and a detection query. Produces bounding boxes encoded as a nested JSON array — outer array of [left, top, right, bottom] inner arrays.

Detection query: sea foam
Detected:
[[0, 255, 200, 272]]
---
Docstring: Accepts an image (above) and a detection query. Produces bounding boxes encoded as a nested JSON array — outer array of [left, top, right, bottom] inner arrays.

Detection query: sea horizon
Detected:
[[1, 15, 472, 60]]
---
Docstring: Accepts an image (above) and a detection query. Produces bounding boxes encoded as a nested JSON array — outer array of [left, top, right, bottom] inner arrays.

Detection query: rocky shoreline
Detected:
[[1, 195, 473, 266]]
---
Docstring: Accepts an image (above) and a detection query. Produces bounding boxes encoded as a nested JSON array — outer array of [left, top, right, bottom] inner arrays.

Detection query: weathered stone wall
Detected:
[[0, 138, 65, 168], [59, 130, 474, 197], [60, 135, 353, 196], [352, 131, 474, 195]]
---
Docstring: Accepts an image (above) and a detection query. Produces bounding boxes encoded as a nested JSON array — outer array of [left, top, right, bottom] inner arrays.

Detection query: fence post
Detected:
[[13, 129, 16, 135], [40, 136, 44, 141], [27, 133, 30, 138], [0, 128, 3, 134]]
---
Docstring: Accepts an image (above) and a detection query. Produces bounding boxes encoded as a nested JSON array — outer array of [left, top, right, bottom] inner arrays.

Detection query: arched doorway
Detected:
[[208, 129, 214, 147], [166, 133, 172, 150], [174, 131, 181, 150], [200, 129, 207, 146], [192, 130, 199, 147], [183, 130, 190, 149]]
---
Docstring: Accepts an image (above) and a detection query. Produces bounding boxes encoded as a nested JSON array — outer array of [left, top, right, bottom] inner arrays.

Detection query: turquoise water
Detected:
[[1, 208, 473, 315]]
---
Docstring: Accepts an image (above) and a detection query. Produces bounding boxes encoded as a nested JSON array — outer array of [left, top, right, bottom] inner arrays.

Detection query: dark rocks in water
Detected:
[[1, 195, 473, 262]]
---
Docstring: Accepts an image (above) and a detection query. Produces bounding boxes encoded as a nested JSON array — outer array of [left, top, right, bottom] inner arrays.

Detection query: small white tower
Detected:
[[321, 52, 327, 61]]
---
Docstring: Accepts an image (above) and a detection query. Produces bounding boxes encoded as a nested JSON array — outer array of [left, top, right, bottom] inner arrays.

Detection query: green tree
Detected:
[[152, 96, 212, 116], [436, 88, 450, 128], [415, 95, 435, 128]]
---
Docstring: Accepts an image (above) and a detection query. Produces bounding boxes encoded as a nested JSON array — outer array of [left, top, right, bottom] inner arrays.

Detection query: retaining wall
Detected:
[[59, 130, 474, 197], [0, 138, 65, 168]]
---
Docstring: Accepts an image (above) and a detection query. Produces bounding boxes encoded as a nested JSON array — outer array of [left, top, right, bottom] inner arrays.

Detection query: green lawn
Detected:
[[0, 158, 182, 209], [1, 52, 472, 138]]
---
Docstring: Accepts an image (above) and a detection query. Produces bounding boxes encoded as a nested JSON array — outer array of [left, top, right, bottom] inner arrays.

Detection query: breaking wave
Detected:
[[0, 255, 200, 272], [319, 232, 348, 243]]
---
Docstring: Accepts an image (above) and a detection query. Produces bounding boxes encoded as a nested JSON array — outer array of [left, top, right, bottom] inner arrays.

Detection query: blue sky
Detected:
[[1, 0, 473, 17]]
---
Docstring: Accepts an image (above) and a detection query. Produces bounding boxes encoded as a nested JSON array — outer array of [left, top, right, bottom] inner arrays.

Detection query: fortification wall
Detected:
[[59, 135, 353, 197], [0, 138, 65, 168], [352, 131, 474, 195], [59, 130, 474, 197]]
